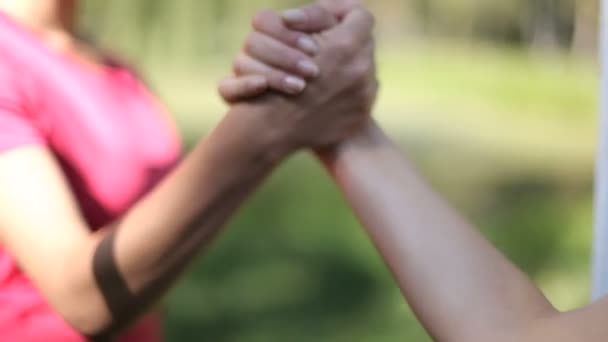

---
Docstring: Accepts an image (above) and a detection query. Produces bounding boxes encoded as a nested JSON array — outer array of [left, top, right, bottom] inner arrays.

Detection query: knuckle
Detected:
[[356, 86, 370, 102], [363, 81, 377, 97], [344, 34, 358, 48], [252, 9, 273, 30], [351, 60, 372, 81], [335, 36, 357, 54], [269, 71, 288, 88], [289, 52, 308, 70], [286, 31, 305, 47], [232, 61, 240, 75], [363, 10, 376, 29], [245, 79, 259, 92], [371, 78, 380, 93], [369, 36, 377, 49], [308, 6, 329, 23], [243, 33, 259, 54], [277, 47, 307, 71], [217, 79, 227, 92], [232, 54, 247, 74], [355, 8, 375, 29], [217, 81, 233, 100], [364, 81, 379, 107]]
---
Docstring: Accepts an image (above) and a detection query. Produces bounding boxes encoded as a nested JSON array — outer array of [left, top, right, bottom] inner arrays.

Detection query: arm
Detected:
[[0, 5, 375, 338], [319, 122, 608, 342], [213, 2, 608, 341], [0, 104, 288, 338]]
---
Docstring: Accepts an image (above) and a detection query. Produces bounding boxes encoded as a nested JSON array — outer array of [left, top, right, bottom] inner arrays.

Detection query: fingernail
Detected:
[[297, 36, 318, 54], [282, 9, 307, 25], [284, 76, 306, 94], [297, 60, 320, 78]]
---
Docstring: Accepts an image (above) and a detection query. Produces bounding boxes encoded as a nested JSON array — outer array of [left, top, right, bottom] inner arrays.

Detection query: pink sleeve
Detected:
[[0, 64, 46, 152]]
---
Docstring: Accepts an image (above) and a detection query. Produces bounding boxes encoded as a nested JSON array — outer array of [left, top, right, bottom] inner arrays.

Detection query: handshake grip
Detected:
[[294, 6, 378, 149], [274, 8, 378, 151], [219, 2, 377, 153]]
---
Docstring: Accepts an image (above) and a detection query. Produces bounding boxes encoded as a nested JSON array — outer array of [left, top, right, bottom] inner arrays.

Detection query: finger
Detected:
[[318, 0, 362, 19], [252, 9, 319, 55], [244, 31, 320, 79], [218, 75, 268, 103], [234, 53, 307, 95], [282, 4, 338, 32], [329, 7, 375, 44]]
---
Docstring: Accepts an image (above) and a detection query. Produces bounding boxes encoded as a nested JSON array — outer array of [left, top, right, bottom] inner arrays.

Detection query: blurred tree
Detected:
[[530, 0, 560, 49], [366, 0, 412, 38], [411, 0, 432, 34], [471, 0, 525, 44], [572, 0, 599, 52], [80, 0, 594, 56]]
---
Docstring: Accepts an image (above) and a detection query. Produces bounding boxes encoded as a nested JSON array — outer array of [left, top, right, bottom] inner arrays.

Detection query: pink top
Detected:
[[0, 13, 182, 341]]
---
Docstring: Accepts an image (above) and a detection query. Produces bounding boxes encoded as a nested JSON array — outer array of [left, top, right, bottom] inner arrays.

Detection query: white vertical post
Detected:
[[592, 0, 608, 300]]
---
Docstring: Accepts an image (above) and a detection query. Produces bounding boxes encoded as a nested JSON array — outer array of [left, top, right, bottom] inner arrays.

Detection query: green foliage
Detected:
[[79, 0, 597, 61]]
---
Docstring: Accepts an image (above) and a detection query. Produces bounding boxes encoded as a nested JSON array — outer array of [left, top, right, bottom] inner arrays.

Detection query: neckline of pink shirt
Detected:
[[0, 11, 127, 77]]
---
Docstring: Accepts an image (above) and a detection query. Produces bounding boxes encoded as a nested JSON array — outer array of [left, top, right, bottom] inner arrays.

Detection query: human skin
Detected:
[[227, 2, 608, 341], [0, 0, 376, 339], [219, 0, 363, 102]]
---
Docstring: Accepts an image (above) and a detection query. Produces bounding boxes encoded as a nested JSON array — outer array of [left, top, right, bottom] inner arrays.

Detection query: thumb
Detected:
[[325, 7, 374, 44], [318, 0, 362, 19], [282, 4, 338, 32]]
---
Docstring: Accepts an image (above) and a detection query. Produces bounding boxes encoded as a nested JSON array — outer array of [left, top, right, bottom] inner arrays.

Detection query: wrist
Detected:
[[228, 99, 299, 162], [316, 120, 379, 163]]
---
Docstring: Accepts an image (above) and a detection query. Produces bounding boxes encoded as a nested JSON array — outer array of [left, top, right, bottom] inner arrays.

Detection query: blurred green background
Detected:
[[79, 0, 599, 340]]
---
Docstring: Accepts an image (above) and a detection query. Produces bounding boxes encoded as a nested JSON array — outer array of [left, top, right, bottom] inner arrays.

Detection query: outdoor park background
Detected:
[[80, 0, 598, 340]]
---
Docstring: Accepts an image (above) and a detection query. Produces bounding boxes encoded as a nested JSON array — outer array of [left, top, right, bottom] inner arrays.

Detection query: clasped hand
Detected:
[[219, 0, 378, 150]]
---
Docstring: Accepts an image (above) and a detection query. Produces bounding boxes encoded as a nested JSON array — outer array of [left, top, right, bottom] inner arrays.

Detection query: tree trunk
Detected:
[[530, 0, 560, 49], [572, 0, 599, 53]]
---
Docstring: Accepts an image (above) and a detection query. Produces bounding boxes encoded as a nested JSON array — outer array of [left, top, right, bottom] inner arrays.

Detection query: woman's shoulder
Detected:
[[75, 32, 128, 68]]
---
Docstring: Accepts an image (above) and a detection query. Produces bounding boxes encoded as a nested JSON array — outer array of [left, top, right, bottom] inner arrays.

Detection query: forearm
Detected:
[[66, 103, 289, 337], [319, 122, 556, 341]]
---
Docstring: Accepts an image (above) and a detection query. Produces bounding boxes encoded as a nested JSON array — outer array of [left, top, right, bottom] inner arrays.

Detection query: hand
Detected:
[[241, 6, 378, 150], [219, 4, 339, 102], [219, 0, 363, 103]]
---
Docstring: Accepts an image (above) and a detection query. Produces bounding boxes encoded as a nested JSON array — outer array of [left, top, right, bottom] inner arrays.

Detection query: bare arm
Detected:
[[0, 104, 289, 338], [211, 2, 608, 340], [0, 5, 375, 338], [319, 122, 608, 342]]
